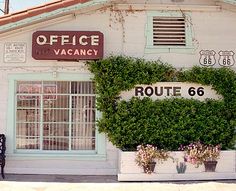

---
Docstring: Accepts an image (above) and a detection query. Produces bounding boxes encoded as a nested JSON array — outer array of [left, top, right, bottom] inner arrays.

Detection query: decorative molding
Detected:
[[111, 4, 222, 12]]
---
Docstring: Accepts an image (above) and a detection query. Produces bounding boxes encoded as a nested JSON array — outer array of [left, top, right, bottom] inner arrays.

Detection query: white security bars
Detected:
[[15, 81, 96, 151]]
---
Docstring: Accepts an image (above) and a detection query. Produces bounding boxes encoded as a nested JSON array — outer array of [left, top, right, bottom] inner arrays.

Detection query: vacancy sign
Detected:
[[32, 31, 104, 60], [120, 82, 222, 101]]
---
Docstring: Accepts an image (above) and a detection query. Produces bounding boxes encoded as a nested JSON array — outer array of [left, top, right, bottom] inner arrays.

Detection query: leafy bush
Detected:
[[88, 56, 236, 151]]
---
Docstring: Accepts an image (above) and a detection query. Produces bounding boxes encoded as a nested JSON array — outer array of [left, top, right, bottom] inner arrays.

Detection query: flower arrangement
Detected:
[[135, 144, 169, 174], [179, 142, 221, 167]]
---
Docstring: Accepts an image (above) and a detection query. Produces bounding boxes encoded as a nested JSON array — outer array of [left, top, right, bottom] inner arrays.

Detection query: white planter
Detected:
[[118, 150, 236, 181]]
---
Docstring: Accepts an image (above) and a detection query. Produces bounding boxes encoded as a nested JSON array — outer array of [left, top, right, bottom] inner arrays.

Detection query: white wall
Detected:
[[1, 8, 236, 69]]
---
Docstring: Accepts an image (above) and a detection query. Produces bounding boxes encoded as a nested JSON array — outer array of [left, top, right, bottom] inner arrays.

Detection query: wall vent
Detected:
[[153, 17, 186, 46]]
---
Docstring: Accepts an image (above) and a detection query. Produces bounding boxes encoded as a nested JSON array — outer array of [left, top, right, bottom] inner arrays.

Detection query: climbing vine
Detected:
[[87, 56, 236, 151]]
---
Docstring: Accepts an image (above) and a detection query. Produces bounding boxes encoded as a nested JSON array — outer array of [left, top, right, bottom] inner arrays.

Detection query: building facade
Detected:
[[0, 0, 235, 175]]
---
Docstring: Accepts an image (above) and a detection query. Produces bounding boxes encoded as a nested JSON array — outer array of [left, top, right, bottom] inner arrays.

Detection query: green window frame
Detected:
[[7, 72, 106, 160], [145, 11, 195, 54]]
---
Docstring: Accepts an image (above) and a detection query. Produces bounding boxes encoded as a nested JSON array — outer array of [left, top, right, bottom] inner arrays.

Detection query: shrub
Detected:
[[88, 56, 236, 151]]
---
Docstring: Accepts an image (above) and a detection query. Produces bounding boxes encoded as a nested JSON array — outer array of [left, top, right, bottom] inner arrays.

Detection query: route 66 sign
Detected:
[[199, 50, 216, 66], [218, 51, 235, 67]]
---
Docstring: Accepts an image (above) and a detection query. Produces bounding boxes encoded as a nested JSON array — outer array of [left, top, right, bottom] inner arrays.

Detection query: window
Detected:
[[145, 11, 194, 54], [7, 73, 105, 159], [153, 17, 186, 46], [15, 81, 96, 152]]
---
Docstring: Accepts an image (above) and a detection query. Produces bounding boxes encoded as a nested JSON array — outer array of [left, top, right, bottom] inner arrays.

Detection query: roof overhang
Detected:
[[0, 0, 236, 35], [216, 0, 236, 12], [0, 0, 111, 35]]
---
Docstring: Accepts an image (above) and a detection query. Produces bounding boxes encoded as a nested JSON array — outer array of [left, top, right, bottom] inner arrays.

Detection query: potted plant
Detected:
[[179, 142, 221, 172], [135, 144, 169, 174]]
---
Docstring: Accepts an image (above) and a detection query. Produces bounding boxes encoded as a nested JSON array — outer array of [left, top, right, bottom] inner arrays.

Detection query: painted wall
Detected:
[[0, 0, 235, 175]]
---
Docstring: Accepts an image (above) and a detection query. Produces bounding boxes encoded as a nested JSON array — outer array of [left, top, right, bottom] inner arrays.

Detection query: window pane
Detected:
[[16, 123, 40, 137], [43, 109, 70, 123], [71, 82, 95, 94], [71, 123, 95, 150], [16, 122, 40, 149], [43, 95, 69, 109], [17, 95, 40, 108], [17, 81, 42, 94], [16, 136, 40, 149], [17, 109, 40, 122], [15, 80, 96, 152], [43, 124, 69, 137], [43, 81, 70, 94], [43, 137, 69, 150]]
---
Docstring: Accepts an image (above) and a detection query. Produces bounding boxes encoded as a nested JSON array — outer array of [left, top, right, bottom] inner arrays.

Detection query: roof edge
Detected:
[[221, 0, 236, 5], [0, 0, 110, 34]]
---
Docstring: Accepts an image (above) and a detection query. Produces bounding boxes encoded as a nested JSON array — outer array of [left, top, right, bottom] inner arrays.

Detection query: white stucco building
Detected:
[[0, 0, 235, 177]]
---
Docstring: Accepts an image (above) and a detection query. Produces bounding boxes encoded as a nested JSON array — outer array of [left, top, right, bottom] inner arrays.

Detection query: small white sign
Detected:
[[199, 50, 216, 66], [4, 42, 27, 63], [218, 51, 235, 67], [120, 82, 222, 101]]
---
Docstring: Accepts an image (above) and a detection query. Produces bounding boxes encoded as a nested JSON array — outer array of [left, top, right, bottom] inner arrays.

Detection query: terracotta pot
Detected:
[[143, 162, 156, 174], [204, 161, 218, 172]]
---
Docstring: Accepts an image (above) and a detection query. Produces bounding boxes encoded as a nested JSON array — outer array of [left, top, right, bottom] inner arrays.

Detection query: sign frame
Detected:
[[32, 31, 104, 60]]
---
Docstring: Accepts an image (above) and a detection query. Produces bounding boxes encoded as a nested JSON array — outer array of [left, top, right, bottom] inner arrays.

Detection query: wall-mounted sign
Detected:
[[218, 51, 235, 67], [199, 50, 216, 66], [32, 31, 104, 60], [120, 82, 222, 101], [199, 50, 235, 67], [4, 42, 27, 63]]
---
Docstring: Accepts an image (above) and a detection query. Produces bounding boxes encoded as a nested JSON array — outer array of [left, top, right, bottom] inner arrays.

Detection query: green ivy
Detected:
[[88, 56, 236, 151]]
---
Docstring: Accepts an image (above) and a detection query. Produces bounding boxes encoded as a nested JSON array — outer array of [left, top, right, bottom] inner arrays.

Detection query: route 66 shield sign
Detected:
[[199, 50, 216, 66], [218, 51, 235, 67]]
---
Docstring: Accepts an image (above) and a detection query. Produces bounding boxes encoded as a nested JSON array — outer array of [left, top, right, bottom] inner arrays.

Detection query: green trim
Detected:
[[7, 79, 16, 155], [222, 0, 236, 5], [0, 0, 109, 33], [40, 93, 43, 150], [145, 46, 195, 54], [96, 110, 106, 155], [6, 154, 106, 161], [145, 11, 195, 54], [7, 72, 106, 160], [8, 72, 94, 81]]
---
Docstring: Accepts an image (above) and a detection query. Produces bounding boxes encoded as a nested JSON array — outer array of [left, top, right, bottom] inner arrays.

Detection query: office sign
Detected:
[[32, 31, 104, 60]]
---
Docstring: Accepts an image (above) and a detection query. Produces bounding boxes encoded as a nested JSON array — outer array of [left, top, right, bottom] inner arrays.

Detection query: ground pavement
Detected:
[[0, 175, 236, 191]]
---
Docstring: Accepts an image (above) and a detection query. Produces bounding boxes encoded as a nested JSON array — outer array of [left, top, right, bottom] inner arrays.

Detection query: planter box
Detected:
[[118, 150, 236, 181]]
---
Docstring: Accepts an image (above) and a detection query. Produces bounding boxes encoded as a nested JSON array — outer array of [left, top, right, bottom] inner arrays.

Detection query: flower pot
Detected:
[[143, 162, 156, 174], [204, 161, 218, 172]]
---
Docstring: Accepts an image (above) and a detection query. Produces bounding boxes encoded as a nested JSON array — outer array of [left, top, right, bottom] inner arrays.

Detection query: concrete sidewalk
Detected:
[[0, 174, 236, 191], [3, 174, 118, 183], [2, 174, 236, 183], [0, 181, 236, 191]]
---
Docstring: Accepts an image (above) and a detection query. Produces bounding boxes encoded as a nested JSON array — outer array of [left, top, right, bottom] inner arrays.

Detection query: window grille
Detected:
[[15, 81, 96, 151], [153, 17, 186, 46]]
